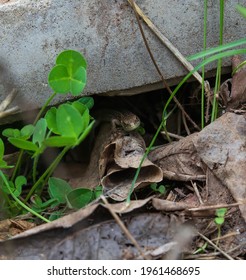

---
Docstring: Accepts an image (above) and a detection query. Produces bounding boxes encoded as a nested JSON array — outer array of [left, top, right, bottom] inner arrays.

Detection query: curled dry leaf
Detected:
[[99, 129, 163, 201]]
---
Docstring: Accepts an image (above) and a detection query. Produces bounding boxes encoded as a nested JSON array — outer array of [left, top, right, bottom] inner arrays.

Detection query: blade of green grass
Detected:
[[188, 38, 246, 61], [211, 0, 224, 122]]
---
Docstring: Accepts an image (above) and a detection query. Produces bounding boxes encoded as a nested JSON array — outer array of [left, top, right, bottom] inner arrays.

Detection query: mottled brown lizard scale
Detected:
[[94, 109, 140, 131]]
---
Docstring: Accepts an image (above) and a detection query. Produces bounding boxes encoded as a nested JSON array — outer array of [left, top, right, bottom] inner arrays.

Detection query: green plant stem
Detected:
[[161, 106, 177, 142], [211, 0, 224, 122], [34, 91, 57, 124], [201, 0, 208, 128], [32, 155, 39, 183], [25, 145, 71, 202], [11, 150, 24, 181], [0, 170, 50, 223], [162, 124, 171, 142], [232, 60, 246, 75]]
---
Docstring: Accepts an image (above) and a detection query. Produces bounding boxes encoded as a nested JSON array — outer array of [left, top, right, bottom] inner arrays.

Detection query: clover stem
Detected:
[[32, 155, 39, 183], [34, 91, 57, 124], [11, 150, 24, 181], [24, 145, 71, 202]]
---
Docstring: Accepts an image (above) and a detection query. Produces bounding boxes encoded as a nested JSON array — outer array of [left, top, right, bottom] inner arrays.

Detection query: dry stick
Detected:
[[211, 231, 240, 242], [127, 0, 200, 131], [191, 181, 204, 205], [101, 195, 149, 260], [181, 110, 191, 135], [197, 232, 234, 260], [188, 202, 242, 212], [160, 131, 184, 140], [185, 252, 220, 260]]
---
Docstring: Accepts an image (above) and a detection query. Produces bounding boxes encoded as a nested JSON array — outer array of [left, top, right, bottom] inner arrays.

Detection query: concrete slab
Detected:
[[0, 0, 245, 110]]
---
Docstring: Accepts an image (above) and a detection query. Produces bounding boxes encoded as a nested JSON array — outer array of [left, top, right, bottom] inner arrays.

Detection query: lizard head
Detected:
[[120, 112, 141, 131]]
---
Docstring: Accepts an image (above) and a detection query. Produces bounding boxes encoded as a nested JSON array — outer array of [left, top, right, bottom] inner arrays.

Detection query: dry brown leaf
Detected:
[[218, 56, 246, 111], [228, 55, 246, 111], [205, 168, 234, 205], [0, 219, 11, 241], [193, 112, 246, 222], [100, 129, 163, 201], [149, 133, 206, 181], [5, 198, 156, 242], [11, 203, 99, 239], [152, 197, 197, 211], [0, 219, 35, 241]]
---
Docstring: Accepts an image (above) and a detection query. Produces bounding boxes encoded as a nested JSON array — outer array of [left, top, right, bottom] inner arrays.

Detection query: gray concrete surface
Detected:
[[0, 0, 246, 111]]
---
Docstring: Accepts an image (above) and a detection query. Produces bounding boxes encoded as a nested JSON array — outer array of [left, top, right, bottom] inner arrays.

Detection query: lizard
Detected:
[[92, 109, 141, 132]]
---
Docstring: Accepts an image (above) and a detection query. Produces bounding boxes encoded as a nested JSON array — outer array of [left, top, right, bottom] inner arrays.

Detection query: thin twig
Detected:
[[188, 202, 241, 212], [101, 195, 150, 260], [197, 231, 234, 260], [127, 0, 200, 131], [160, 131, 184, 140], [185, 252, 220, 260], [182, 110, 191, 135], [205, 89, 212, 123], [191, 181, 203, 205], [211, 231, 240, 242]]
